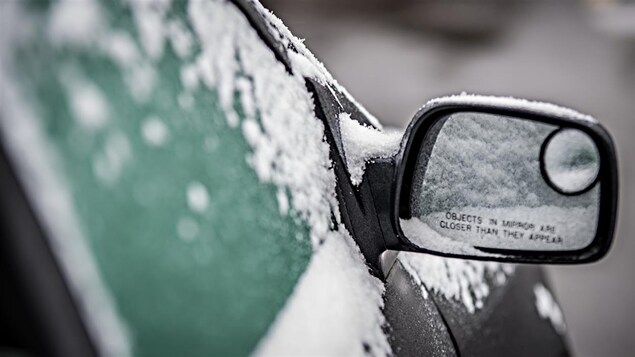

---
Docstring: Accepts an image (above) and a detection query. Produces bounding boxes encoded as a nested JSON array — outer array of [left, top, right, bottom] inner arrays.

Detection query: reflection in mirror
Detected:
[[543, 129, 600, 194], [402, 112, 601, 253]]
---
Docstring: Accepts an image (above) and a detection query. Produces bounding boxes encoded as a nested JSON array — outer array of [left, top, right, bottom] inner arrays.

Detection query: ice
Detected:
[[534, 284, 566, 334]]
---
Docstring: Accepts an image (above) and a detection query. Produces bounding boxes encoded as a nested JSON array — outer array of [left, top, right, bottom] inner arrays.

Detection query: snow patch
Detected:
[[141, 116, 169, 147], [48, 0, 105, 47], [400, 253, 514, 313], [60, 69, 110, 132], [186, 181, 210, 214], [167, 19, 194, 59], [247, 1, 383, 129], [426, 93, 597, 123], [183, 1, 391, 355], [255, 229, 390, 357], [125, 0, 173, 60], [534, 283, 566, 334], [339, 113, 402, 186], [93, 132, 133, 186]]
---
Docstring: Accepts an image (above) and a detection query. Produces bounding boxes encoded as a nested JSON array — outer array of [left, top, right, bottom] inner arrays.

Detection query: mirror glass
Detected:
[[402, 112, 601, 253], [543, 129, 600, 194]]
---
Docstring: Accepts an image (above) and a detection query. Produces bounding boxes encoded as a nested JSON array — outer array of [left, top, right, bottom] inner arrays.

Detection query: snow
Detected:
[[425, 93, 597, 123], [534, 284, 566, 335], [247, 0, 383, 129], [93, 132, 133, 186], [125, 0, 172, 60], [48, 0, 105, 47], [184, 1, 391, 355], [141, 116, 170, 147], [255, 229, 389, 357], [339, 113, 402, 186], [186, 181, 210, 213], [61, 69, 110, 131], [399, 253, 514, 313], [167, 19, 194, 59]]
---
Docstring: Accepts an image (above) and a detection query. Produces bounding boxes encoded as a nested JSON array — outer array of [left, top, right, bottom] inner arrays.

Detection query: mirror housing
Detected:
[[369, 95, 618, 264]]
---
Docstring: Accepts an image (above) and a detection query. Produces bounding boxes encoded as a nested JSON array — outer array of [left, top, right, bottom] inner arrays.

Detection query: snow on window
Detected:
[[534, 283, 567, 334], [60, 68, 110, 132], [183, 1, 392, 355], [141, 116, 170, 147], [186, 181, 210, 214]]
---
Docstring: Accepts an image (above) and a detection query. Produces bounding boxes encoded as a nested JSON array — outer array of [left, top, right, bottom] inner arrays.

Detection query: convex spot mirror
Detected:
[[378, 96, 618, 264]]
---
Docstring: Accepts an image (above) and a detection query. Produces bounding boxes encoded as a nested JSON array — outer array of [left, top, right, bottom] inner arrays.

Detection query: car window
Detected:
[[1, 1, 312, 355]]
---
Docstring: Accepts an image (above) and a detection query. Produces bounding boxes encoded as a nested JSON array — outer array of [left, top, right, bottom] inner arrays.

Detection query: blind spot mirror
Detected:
[[542, 128, 600, 195], [371, 96, 618, 264]]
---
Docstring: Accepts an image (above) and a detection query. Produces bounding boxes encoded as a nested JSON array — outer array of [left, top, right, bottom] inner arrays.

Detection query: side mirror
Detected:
[[370, 95, 618, 264]]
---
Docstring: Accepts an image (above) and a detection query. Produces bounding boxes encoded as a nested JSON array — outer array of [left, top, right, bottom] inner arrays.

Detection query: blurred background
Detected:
[[263, 0, 635, 355]]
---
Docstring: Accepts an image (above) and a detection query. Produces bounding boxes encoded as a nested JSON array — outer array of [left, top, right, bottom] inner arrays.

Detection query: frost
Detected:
[[186, 181, 210, 214], [339, 113, 402, 186], [399, 253, 514, 313], [141, 116, 169, 147], [426, 93, 597, 123], [534, 284, 566, 334]]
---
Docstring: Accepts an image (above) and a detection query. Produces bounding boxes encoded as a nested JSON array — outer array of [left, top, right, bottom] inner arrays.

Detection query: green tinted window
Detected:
[[4, 1, 311, 355]]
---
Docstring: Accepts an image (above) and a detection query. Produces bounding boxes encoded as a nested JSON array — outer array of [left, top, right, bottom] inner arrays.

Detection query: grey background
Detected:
[[264, 1, 635, 356]]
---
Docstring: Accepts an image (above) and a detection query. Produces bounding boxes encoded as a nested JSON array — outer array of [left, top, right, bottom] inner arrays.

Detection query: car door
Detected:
[[0, 0, 568, 356]]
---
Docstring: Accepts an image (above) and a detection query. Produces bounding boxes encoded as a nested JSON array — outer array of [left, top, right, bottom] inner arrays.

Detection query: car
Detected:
[[0, 0, 618, 356]]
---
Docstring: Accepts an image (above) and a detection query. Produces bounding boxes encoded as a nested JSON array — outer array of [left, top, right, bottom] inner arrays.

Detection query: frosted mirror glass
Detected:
[[403, 112, 601, 253]]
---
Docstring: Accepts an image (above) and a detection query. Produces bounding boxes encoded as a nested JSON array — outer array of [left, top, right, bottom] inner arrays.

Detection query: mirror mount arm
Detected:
[[365, 158, 407, 259]]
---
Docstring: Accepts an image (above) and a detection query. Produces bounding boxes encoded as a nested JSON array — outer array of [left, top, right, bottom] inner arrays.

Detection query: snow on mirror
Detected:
[[402, 112, 600, 253]]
